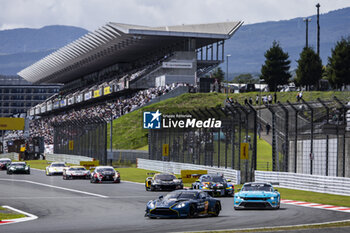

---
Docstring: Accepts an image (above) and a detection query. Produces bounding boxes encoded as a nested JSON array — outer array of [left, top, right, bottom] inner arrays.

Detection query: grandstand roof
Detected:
[[18, 21, 243, 84]]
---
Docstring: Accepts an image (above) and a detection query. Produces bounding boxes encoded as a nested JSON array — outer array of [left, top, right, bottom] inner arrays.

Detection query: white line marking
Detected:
[[175, 219, 350, 233], [0, 178, 108, 198], [30, 168, 45, 171], [0, 205, 38, 225], [121, 180, 143, 185]]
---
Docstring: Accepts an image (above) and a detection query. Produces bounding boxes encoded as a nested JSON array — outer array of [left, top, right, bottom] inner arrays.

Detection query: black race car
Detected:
[[7, 162, 30, 175], [0, 158, 11, 170], [145, 189, 221, 218], [90, 166, 120, 183], [192, 173, 234, 196], [145, 173, 183, 191]]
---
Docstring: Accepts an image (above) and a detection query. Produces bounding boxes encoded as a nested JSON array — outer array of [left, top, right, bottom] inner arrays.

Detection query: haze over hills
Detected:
[[225, 7, 350, 76], [0, 25, 88, 75], [0, 7, 349, 77]]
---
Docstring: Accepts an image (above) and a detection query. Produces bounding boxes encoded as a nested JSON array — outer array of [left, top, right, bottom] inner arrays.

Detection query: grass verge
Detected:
[[189, 220, 350, 233], [0, 207, 26, 220]]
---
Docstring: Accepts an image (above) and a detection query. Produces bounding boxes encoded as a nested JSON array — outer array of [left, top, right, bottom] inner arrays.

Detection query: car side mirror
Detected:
[[237, 188, 241, 192], [159, 195, 163, 199], [275, 189, 278, 192], [202, 196, 206, 199]]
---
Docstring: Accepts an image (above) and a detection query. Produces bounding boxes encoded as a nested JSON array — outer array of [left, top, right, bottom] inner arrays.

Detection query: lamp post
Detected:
[[226, 54, 231, 100], [303, 18, 312, 48], [316, 3, 321, 55]]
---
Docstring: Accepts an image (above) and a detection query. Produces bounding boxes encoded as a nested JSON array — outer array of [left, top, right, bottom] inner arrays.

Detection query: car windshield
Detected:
[[201, 176, 224, 182], [97, 168, 114, 172], [0, 159, 11, 163], [70, 168, 86, 171], [52, 164, 65, 167], [155, 174, 176, 181], [164, 191, 197, 200], [12, 163, 25, 167], [242, 184, 273, 192]]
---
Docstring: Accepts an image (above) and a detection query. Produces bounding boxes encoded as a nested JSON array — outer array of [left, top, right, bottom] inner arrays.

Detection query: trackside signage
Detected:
[[143, 110, 222, 129]]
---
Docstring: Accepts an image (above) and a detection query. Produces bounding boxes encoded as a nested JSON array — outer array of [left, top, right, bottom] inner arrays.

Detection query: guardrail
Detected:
[[255, 170, 350, 196], [45, 153, 93, 164], [0, 152, 19, 160], [107, 150, 148, 163], [137, 158, 241, 184]]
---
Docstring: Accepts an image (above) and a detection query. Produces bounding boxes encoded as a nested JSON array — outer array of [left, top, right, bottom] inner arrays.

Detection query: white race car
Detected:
[[63, 166, 91, 180], [46, 162, 67, 176]]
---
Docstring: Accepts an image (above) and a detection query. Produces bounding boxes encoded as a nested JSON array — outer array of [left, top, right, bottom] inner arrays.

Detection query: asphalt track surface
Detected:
[[1, 169, 350, 233]]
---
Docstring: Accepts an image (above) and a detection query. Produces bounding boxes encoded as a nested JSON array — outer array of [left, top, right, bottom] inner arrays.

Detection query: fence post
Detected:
[[302, 99, 314, 175], [278, 102, 289, 172], [287, 101, 298, 173], [317, 98, 330, 176]]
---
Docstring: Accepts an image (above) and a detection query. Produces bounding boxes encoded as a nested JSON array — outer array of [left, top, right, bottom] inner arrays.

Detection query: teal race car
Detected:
[[234, 182, 280, 209], [7, 162, 30, 175]]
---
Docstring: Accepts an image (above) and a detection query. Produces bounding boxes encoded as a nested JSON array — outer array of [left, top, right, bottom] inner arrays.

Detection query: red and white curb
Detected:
[[281, 199, 350, 213], [0, 206, 38, 225]]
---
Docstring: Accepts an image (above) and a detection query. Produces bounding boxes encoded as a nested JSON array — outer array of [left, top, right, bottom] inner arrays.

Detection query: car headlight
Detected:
[[25, 167, 29, 170], [235, 196, 241, 200], [175, 202, 186, 208], [149, 202, 155, 209], [10, 167, 15, 170], [270, 197, 275, 200]]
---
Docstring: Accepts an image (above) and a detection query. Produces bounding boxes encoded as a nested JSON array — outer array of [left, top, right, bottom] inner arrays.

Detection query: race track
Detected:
[[1, 169, 350, 233]]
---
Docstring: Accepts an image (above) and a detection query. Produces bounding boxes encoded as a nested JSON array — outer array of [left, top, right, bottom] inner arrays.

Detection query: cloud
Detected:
[[0, 0, 349, 31]]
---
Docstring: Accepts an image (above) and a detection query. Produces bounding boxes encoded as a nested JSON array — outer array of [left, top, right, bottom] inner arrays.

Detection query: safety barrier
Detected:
[[0, 152, 19, 160], [45, 153, 93, 164], [255, 170, 350, 196], [107, 150, 148, 163], [137, 158, 241, 184]]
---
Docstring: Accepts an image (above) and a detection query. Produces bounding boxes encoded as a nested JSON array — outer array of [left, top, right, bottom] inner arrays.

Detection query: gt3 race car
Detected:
[[0, 158, 11, 170], [192, 174, 234, 196], [145, 173, 183, 191], [46, 162, 67, 176], [63, 166, 91, 180], [7, 162, 30, 174], [90, 166, 120, 183], [234, 182, 280, 210], [145, 190, 221, 218]]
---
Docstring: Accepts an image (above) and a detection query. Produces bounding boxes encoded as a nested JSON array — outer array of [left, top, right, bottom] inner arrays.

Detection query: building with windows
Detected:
[[0, 75, 60, 117]]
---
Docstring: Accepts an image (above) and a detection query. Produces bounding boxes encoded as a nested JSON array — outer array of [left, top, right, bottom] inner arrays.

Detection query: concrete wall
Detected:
[[255, 170, 350, 196], [107, 150, 148, 163], [45, 153, 93, 164], [0, 152, 19, 160], [137, 158, 241, 184]]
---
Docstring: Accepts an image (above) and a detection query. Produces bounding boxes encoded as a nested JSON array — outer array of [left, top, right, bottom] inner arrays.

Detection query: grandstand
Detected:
[[19, 21, 242, 116], [12, 21, 243, 155]]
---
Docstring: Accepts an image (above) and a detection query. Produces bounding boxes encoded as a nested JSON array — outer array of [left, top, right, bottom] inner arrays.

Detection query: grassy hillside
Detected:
[[110, 91, 350, 150]]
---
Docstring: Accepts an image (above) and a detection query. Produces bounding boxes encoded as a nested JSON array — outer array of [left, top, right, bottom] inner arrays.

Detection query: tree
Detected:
[[232, 73, 256, 84], [327, 37, 350, 88], [210, 67, 225, 82], [295, 47, 322, 90], [260, 41, 291, 91]]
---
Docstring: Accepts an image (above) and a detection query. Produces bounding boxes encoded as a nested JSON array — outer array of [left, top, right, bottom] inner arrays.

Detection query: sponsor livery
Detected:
[[192, 174, 234, 197], [234, 182, 280, 209], [145, 190, 221, 218]]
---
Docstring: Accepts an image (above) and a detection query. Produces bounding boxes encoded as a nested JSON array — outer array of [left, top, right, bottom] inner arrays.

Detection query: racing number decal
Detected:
[[204, 201, 209, 213]]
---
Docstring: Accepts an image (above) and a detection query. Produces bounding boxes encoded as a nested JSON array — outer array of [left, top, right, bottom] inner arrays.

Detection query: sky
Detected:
[[0, 0, 350, 31]]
